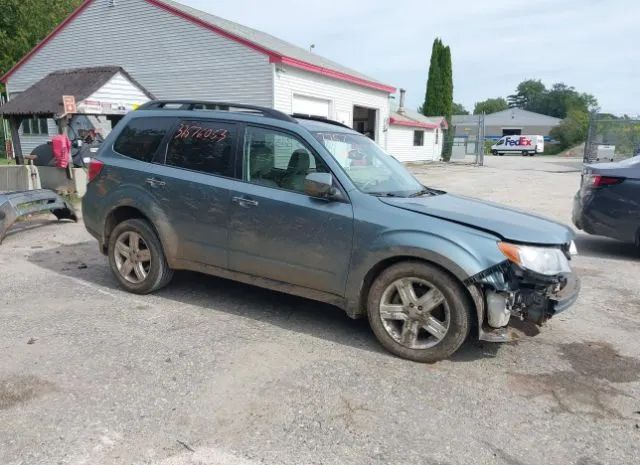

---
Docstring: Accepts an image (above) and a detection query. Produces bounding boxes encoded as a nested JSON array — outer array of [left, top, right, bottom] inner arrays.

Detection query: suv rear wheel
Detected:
[[367, 261, 472, 362], [108, 219, 173, 294]]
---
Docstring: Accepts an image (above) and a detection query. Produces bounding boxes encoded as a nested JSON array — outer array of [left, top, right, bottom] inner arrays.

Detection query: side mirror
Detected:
[[304, 172, 338, 199]]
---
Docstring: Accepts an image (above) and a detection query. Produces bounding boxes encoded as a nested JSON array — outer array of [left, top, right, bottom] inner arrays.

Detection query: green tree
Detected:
[[549, 107, 589, 149], [0, 0, 83, 92], [507, 80, 598, 118], [422, 38, 454, 160], [422, 38, 443, 117], [451, 102, 468, 115], [473, 97, 508, 115], [507, 79, 546, 109]]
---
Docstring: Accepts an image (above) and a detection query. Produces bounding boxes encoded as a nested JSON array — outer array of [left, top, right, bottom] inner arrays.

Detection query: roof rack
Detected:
[[137, 100, 298, 123], [291, 113, 352, 129]]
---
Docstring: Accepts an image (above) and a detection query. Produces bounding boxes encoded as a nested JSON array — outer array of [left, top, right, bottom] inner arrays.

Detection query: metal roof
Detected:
[[0, 66, 154, 117], [152, 0, 394, 92], [453, 108, 562, 126], [389, 102, 447, 130]]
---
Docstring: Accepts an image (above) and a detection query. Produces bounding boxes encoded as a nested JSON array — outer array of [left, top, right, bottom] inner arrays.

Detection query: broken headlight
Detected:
[[498, 242, 571, 276]]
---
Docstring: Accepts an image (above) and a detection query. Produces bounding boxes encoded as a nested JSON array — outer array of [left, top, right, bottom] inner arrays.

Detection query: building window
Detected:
[[413, 130, 424, 146], [435, 129, 439, 144], [21, 117, 49, 136]]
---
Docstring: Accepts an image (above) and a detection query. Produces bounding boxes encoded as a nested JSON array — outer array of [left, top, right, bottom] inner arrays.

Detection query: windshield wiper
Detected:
[[371, 192, 399, 197], [409, 188, 434, 198]]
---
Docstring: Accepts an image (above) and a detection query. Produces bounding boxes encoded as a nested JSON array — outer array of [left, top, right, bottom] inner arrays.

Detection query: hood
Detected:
[[380, 193, 574, 245]]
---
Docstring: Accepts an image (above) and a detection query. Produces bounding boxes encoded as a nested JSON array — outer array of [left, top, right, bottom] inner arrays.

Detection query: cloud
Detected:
[[180, 0, 639, 115]]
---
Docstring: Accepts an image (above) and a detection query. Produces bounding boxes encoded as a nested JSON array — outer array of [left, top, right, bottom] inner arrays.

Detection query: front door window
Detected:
[[243, 126, 330, 194]]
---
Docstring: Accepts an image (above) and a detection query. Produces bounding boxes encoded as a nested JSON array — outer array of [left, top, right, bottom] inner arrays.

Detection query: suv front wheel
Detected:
[[367, 261, 473, 362], [108, 219, 174, 294]]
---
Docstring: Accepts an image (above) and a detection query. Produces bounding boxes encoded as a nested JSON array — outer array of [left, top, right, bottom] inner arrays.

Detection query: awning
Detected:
[[0, 66, 154, 118]]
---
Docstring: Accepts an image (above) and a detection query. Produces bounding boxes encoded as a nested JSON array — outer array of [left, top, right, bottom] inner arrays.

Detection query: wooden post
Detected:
[[8, 116, 24, 165]]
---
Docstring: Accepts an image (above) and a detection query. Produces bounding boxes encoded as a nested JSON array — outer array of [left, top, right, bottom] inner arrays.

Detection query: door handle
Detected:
[[232, 196, 259, 208], [145, 177, 166, 187]]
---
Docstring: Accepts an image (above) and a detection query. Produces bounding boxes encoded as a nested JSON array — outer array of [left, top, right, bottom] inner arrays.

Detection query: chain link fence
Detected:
[[448, 114, 485, 166], [584, 114, 640, 163]]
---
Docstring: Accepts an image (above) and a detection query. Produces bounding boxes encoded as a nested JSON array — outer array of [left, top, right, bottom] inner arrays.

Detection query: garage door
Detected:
[[292, 95, 330, 119]]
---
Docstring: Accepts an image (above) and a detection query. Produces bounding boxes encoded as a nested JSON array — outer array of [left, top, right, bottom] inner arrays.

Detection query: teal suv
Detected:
[[83, 101, 579, 362]]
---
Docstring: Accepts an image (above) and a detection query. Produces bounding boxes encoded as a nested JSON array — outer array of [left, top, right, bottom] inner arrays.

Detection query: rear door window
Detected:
[[113, 117, 174, 162], [165, 120, 236, 177]]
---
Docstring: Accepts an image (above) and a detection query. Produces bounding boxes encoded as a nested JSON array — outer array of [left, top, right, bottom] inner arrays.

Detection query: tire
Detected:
[[108, 218, 173, 294], [491, 150, 498, 156], [498, 153, 504, 156], [367, 261, 473, 363], [522, 151, 528, 156]]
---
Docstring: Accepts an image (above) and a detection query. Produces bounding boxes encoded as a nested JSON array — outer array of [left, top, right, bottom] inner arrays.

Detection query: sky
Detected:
[[179, 0, 639, 116]]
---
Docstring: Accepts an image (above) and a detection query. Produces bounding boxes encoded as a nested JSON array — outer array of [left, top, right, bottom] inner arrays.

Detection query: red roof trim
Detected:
[[1, 0, 95, 83], [2, 0, 395, 94], [272, 56, 395, 93], [389, 117, 439, 130]]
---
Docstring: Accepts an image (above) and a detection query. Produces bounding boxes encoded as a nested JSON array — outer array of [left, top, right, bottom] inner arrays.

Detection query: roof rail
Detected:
[[291, 113, 352, 130], [137, 100, 298, 123]]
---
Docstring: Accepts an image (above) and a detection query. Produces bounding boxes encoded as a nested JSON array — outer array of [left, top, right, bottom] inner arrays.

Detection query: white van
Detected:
[[491, 135, 544, 156]]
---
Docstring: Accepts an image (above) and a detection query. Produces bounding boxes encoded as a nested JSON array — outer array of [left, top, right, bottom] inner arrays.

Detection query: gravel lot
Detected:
[[1, 155, 639, 465]]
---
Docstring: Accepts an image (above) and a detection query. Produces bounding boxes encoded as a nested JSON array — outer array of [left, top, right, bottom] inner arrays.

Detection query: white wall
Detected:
[[85, 72, 151, 108], [387, 125, 440, 163], [273, 65, 390, 147], [18, 118, 58, 155], [6, 0, 273, 105]]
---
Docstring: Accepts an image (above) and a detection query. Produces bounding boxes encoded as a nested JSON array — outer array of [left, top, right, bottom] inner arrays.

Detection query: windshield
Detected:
[[313, 131, 425, 196]]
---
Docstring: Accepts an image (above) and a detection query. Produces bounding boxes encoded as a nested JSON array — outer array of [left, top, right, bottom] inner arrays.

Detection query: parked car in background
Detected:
[[491, 135, 544, 156], [573, 155, 640, 247], [83, 101, 579, 362]]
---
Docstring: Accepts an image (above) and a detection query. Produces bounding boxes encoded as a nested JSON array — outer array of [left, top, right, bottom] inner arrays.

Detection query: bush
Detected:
[[550, 108, 589, 149]]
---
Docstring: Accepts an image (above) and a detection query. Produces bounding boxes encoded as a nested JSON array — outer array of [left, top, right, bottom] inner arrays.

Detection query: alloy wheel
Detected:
[[113, 231, 152, 284], [379, 277, 450, 349]]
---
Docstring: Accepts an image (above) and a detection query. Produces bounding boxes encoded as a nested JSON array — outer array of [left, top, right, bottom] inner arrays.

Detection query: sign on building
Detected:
[[62, 95, 77, 115]]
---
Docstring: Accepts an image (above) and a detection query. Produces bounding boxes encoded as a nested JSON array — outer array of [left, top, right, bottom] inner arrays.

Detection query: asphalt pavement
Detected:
[[1, 155, 639, 465]]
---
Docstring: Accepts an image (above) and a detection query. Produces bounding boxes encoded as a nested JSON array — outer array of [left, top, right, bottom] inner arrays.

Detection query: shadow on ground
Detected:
[[28, 241, 497, 362], [574, 233, 639, 261]]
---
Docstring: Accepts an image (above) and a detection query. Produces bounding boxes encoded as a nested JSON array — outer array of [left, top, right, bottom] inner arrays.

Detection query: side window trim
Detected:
[[242, 123, 350, 202]]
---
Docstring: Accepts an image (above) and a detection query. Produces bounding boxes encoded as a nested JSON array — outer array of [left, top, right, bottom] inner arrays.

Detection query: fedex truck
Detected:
[[491, 135, 544, 156]]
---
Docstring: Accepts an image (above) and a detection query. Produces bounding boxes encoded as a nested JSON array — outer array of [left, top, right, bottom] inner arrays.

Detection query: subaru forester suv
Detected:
[[83, 101, 580, 362]]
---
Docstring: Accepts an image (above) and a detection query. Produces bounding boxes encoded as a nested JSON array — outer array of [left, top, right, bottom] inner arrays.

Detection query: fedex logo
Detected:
[[505, 136, 532, 146]]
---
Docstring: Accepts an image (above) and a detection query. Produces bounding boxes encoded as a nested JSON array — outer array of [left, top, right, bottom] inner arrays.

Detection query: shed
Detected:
[[1, 0, 395, 150], [0, 66, 153, 158], [385, 90, 447, 162]]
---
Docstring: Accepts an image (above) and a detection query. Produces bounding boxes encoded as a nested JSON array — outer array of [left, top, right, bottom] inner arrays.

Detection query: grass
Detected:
[[0, 157, 14, 165]]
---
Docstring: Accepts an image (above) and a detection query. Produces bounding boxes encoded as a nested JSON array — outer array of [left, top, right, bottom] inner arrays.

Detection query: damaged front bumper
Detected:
[[466, 261, 580, 343], [0, 189, 77, 243]]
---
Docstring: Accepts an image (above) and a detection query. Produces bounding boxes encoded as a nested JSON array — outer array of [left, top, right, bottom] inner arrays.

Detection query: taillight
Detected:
[[590, 175, 624, 187], [87, 159, 105, 183]]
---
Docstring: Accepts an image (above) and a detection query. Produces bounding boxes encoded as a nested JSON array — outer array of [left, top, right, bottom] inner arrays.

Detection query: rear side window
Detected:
[[113, 117, 174, 162], [165, 120, 236, 177]]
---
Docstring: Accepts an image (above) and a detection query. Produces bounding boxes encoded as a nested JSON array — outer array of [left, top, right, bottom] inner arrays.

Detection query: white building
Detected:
[[385, 91, 446, 162], [1, 0, 396, 155]]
